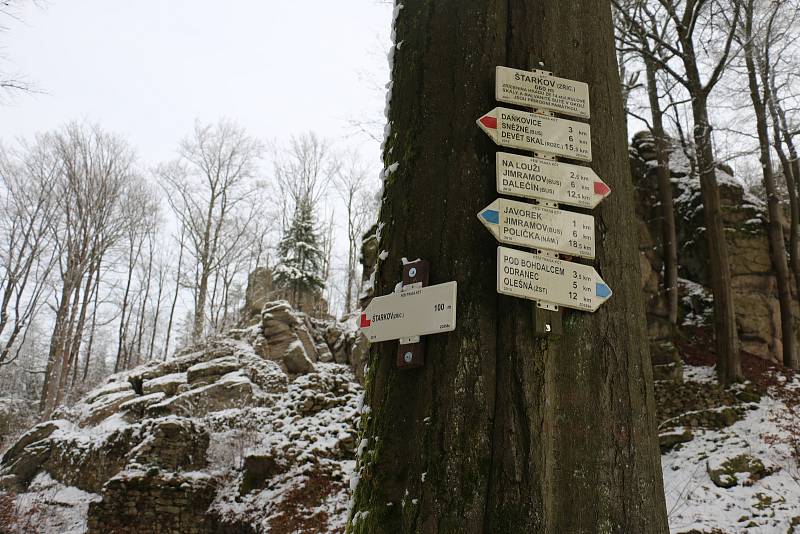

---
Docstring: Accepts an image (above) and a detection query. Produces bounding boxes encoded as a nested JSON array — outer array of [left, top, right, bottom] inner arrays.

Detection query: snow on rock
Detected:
[[6, 472, 100, 534], [631, 130, 785, 363], [0, 300, 366, 533], [661, 363, 800, 533], [142, 371, 186, 396]]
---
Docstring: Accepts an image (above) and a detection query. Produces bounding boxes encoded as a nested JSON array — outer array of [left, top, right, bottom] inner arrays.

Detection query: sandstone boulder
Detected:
[[80, 389, 138, 427], [630, 130, 800, 363], [146, 373, 262, 418], [142, 372, 186, 396], [129, 417, 209, 471], [87, 470, 220, 534], [186, 356, 240, 385], [283, 341, 315, 374]]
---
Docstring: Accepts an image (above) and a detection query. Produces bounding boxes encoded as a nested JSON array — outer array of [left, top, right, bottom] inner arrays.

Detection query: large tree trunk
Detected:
[[689, 93, 742, 384], [163, 229, 186, 360], [39, 280, 75, 416], [347, 1, 668, 533], [767, 75, 800, 298], [645, 59, 679, 325], [744, 5, 797, 369], [769, 112, 800, 295], [193, 269, 210, 341], [82, 266, 102, 381], [114, 242, 137, 373]]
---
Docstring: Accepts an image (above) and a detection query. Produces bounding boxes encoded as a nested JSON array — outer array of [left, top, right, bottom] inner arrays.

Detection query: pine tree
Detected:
[[273, 198, 325, 306]]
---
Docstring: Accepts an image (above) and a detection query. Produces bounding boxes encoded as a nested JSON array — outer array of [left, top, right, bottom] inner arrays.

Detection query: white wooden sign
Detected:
[[495, 66, 590, 119], [497, 246, 612, 312], [360, 281, 457, 342], [496, 152, 610, 208], [479, 198, 595, 259], [477, 107, 591, 161]]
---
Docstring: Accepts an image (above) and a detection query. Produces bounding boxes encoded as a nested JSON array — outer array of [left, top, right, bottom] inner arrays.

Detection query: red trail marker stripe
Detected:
[[594, 181, 610, 196], [479, 115, 497, 129]]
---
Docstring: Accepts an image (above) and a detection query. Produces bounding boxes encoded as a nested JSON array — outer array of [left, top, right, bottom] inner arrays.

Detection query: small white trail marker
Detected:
[[496, 152, 610, 208], [497, 246, 612, 312], [359, 281, 457, 343], [477, 107, 591, 161], [478, 198, 596, 259], [495, 66, 590, 119]]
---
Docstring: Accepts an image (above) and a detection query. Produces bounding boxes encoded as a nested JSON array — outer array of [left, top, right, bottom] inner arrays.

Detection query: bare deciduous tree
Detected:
[[333, 154, 377, 316], [739, 0, 797, 368], [160, 119, 263, 342], [0, 141, 58, 367], [40, 123, 136, 416], [616, 0, 744, 384]]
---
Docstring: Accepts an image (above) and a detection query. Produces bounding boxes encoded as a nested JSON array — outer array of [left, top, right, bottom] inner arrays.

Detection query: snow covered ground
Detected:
[[663, 364, 800, 533], [3, 472, 99, 534], [3, 343, 798, 533]]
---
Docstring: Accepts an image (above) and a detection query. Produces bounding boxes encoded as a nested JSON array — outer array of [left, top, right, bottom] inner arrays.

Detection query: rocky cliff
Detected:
[[631, 131, 800, 364], [0, 302, 367, 534]]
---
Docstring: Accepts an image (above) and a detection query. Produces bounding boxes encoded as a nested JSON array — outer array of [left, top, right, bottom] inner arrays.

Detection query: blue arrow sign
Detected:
[[481, 209, 499, 224]]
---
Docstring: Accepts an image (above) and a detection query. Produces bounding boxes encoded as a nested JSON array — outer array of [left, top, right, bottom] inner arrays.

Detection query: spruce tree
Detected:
[[273, 198, 325, 306]]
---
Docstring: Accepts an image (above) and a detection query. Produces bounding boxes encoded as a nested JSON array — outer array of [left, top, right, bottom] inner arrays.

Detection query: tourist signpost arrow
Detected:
[[497, 246, 612, 312], [495, 66, 590, 118], [478, 198, 596, 258], [477, 107, 592, 161], [496, 152, 610, 208], [359, 281, 457, 343]]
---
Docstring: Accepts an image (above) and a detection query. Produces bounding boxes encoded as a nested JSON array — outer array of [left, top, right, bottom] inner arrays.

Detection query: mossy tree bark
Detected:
[[347, 1, 668, 533]]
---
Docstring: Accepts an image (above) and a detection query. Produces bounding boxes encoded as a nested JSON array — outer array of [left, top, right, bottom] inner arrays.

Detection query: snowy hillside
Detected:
[[659, 356, 800, 533], [0, 304, 365, 534]]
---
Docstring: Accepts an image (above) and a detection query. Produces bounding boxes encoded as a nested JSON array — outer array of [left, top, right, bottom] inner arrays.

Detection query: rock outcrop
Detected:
[[243, 267, 329, 319], [0, 299, 365, 534], [631, 131, 800, 363]]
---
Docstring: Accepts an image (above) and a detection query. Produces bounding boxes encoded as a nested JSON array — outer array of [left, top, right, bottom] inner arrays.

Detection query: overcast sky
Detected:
[[2, 0, 391, 167], [1, 0, 392, 316]]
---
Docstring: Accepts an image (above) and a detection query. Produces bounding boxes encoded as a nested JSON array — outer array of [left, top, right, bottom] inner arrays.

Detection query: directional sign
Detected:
[[497, 246, 612, 312], [478, 198, 595, 258], [495, 66, 590, 119], [477, 107, 591, 161], [359, 281, 457, 343], [496, 152, 610, 208]]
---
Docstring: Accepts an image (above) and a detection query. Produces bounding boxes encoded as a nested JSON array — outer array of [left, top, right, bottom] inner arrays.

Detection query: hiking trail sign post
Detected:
[[497, 246, 612, 312], [478, 197, 596, 258], [495, 66, 590, 118], [496, 152, 610, 208], [476, 107, 592, 161], [475, 65, 613, 319], [359, 281, 457, 343]]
